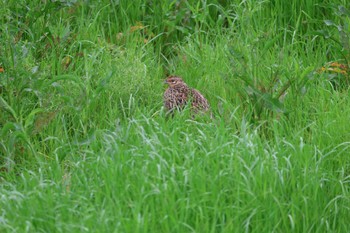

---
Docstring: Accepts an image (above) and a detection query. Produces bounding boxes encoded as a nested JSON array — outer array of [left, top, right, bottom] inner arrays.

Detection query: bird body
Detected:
[[163, 76, 210, 116]]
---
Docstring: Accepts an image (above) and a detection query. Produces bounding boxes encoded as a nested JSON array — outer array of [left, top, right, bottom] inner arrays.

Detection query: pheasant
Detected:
[[163, 76, 210, 116]]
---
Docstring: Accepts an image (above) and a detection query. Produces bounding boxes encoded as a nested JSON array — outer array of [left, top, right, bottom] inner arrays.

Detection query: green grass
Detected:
[[1, 0, 350, 232]]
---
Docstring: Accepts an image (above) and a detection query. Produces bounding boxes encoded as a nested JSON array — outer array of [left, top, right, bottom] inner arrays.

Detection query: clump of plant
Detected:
[[317, 5, 350, 89]]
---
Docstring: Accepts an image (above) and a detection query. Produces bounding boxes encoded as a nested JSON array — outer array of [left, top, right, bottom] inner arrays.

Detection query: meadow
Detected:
[[1, 0, 350, 232]]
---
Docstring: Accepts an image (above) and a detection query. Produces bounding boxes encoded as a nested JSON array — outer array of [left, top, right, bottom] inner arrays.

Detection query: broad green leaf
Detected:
[[0, 97, 17, 121]]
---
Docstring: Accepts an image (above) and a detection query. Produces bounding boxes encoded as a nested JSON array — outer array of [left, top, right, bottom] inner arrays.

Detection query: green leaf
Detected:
[[313, 30, 330, 38], [1, 122, 19, 138], [324, 20, 336, 26], [24, 108, 45, 130], [0, 97, 18, 121], [262, 32, 284, 55], [338, 6, 350, 17]]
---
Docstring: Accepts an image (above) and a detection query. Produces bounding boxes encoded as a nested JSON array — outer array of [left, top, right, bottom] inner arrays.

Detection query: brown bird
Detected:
[[163, 76, 210, 116]]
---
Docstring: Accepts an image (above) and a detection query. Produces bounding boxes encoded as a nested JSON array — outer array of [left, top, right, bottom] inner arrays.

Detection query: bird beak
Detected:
[[164, 80, 168, 84]]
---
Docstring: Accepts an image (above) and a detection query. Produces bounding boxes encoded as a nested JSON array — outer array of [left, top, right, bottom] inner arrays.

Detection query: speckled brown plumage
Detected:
[[163, 76, 210, 116]]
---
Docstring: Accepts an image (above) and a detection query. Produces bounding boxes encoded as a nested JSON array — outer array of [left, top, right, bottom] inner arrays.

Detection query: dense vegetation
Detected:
[[1, 0, 350, 232]]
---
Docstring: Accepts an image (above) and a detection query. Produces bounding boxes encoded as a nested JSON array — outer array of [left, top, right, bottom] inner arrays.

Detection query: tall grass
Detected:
[[1, 0, 350, 232]]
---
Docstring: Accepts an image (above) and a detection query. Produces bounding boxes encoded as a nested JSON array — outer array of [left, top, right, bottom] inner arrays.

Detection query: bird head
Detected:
[[164, 76, 186, 88]]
